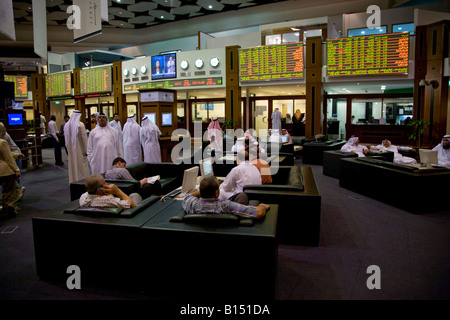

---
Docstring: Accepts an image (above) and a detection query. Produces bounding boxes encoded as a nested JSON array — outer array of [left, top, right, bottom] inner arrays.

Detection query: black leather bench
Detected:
[[339, 157, 450, 213], [32, 198, 279, 299], [244, 165, 321, 246], [140, 200, 279, 299], [302, 140, 346, 165]]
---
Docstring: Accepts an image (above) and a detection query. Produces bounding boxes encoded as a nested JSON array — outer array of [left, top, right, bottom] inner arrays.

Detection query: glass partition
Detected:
[[351, 98, 382, 123], [326, 98, 347, 139], [382, 97, 413, 125]]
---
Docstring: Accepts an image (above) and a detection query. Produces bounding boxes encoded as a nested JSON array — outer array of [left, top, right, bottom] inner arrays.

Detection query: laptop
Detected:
[[281, 135, 288, 143], [199, 158, 224, 184], [419, 149, 438, 165]]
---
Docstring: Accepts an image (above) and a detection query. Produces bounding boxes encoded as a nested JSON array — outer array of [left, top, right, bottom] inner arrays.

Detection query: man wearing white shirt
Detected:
[[432, 135, 450, 168], [110, 113, 123, 148], [48, 115, 63, 166], [218, 150, 262, 204]]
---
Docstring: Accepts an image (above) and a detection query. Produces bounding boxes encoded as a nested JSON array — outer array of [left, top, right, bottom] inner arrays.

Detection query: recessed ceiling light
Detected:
[[209, 5, 213, 9], [161, 15, 164, 19], [361, 31, 365, 34]]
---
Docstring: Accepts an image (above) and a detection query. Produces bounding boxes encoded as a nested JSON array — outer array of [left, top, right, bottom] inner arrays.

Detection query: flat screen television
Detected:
[[8, 113, 23, 125], [144, 113, 156, 124], [151, 53, 176, 80], [161, 113, 172, 126]]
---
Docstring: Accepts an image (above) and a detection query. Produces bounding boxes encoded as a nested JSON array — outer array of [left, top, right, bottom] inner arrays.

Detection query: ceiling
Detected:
[[13, 0, 287, 29]]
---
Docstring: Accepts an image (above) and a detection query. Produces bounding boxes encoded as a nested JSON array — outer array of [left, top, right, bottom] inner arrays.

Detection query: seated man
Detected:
[[340, 137, 370, 157], [183, 175, 269, 219], [105, 157, 162, 199], [219, 150, 262, 204], [281, 129, 292, 143], [249, 147, 272, 184], [432, 134, 450, 168], [372, 139, 417, 165], [79, 174, 142, 209]]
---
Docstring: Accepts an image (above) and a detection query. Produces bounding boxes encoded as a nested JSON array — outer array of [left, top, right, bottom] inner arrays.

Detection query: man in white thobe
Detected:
[[432, 135, 450, 168], [271, 108, 282, 131], [110, 113, 123, 145], [123, 115, 142, 165], [206, 117, 223, 153], [219, 150, 262, 203], [341, 137, 369, 157], [373, 140, 417, 165], [87, 113, 123, 175], [140, 116, 161, 163], [64, 110, 90, 184]]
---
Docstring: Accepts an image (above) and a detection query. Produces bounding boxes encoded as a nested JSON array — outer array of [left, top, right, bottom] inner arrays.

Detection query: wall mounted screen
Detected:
[[239, 42, 304, 82], [4, 75, 28, 99], [144, 113, 156, 124], [151, 53, 177, 80], [80, 65, 112, 94], [327, 32, 409, 77], [8, 113, 23, 125], [161, 113, 172, 126], [46, 72, 72, 97]]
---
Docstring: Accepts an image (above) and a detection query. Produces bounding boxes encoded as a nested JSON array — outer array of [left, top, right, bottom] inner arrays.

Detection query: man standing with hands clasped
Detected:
[[48, 115, 64, 166]]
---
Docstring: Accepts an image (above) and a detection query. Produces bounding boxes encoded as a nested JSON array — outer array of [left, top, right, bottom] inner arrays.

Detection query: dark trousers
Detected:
[[58, 134, 68, 155], [52, 137, 63, 165], [139, 180, 162, 199]]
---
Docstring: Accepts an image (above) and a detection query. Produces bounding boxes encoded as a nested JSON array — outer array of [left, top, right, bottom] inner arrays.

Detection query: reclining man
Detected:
[[105, 157, 162, 199], [79, 174, 142, 209], [183, 175, 270, 219]]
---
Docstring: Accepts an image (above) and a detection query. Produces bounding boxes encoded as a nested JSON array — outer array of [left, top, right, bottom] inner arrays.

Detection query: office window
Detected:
[[265, 34, 282, 45], [393, 23, 414, 35], [282, 32, 300, 44], [348, 26, 386, 37]]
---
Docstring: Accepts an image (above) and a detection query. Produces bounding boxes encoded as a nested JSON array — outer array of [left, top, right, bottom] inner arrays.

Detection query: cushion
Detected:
[[63, 196, 160, 218], [65, 206, 123, 216], [170, 211, 255, 227]]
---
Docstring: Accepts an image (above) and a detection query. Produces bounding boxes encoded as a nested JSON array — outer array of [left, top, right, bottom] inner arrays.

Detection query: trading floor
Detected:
[[0, 148, 448, 301]]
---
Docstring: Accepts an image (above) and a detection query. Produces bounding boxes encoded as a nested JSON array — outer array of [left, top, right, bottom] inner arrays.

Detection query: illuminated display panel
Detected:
[[123, 77, 223, 92], [80, 65, 112, 94], [327, 32, 409, 76], [4, 75, 28, 99], [238, 42, 304, 82], [46, 72, 72, 97]]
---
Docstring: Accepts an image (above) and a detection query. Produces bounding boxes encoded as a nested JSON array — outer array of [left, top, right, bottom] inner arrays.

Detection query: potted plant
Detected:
[[407, 119, 429, 148]]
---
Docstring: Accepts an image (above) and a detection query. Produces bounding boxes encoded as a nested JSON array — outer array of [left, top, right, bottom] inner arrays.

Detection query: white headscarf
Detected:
[[207, 117, 223, 150], [65, 110, 82, 150], [433, 135, 450, 167], [96, 113, 119, 144], [347, 137, 359, 146]]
